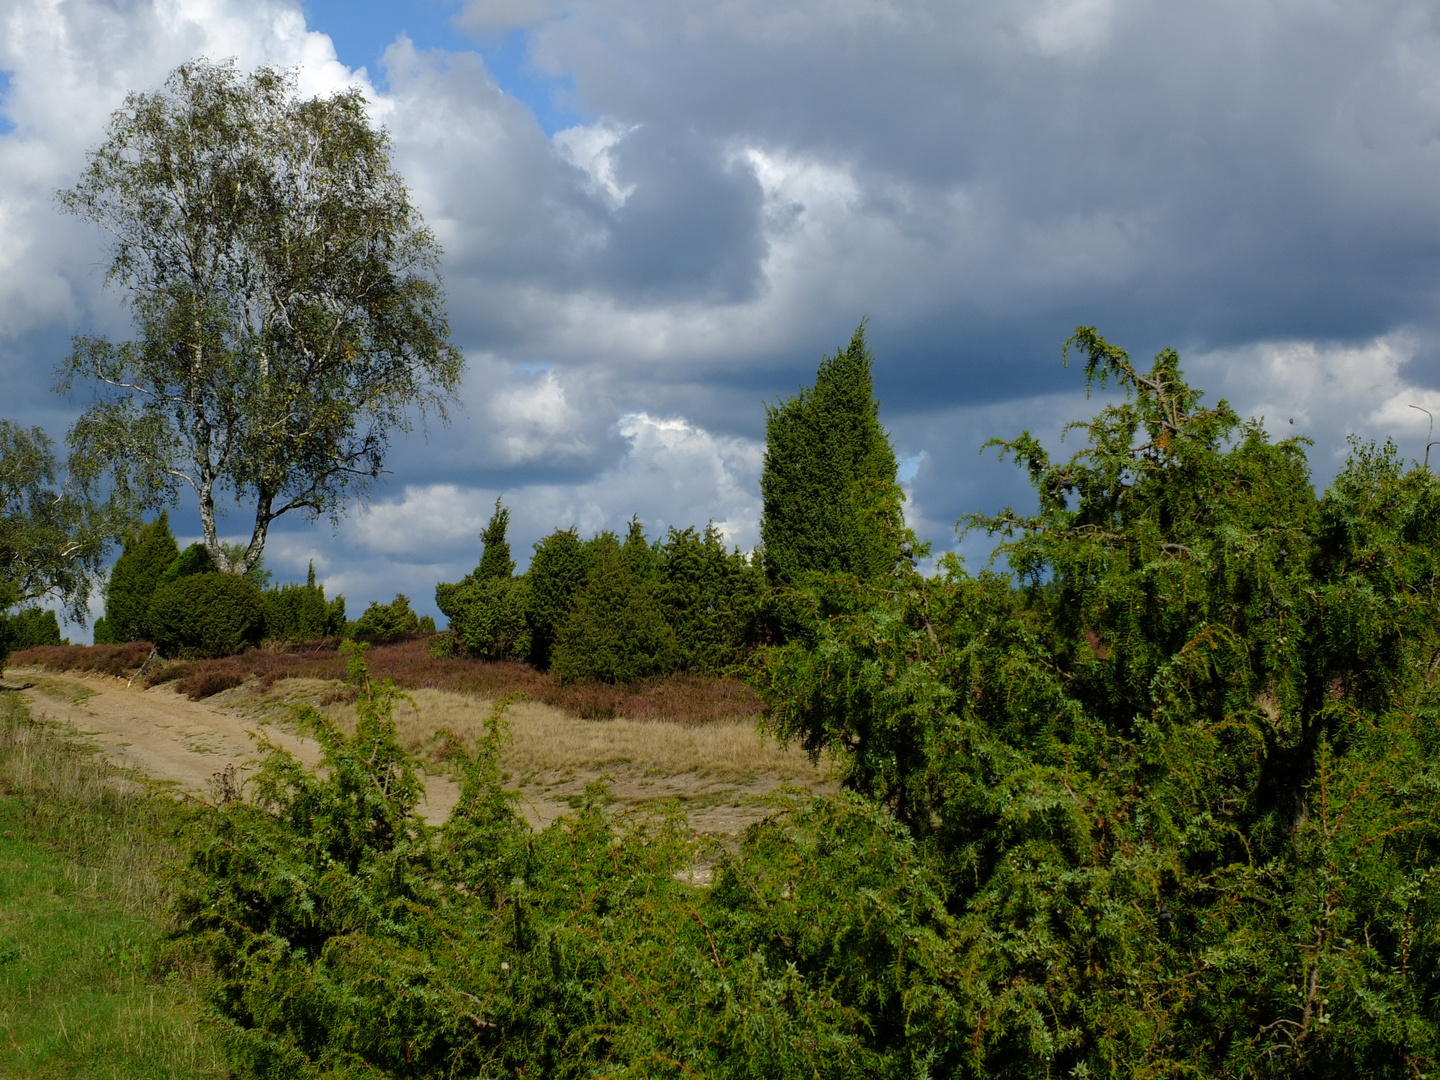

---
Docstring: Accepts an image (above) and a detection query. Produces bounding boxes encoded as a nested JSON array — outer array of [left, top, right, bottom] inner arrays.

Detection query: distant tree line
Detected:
[[90, 513, 344, 658], [434, 324, 905, 684], [436, 509, 764, 683]]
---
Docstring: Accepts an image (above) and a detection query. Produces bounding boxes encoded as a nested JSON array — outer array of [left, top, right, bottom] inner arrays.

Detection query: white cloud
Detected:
[[0, 0, 371, 340], [554, 121, 639, 209], [488, 369, 595, 463], [343, 410, 763, 569], [351, 484, 490, 555], [1191, 333, 1437, 473]]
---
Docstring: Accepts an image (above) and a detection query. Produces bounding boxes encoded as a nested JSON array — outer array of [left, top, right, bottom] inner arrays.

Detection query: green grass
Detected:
[[0, 692, 225, 1079]]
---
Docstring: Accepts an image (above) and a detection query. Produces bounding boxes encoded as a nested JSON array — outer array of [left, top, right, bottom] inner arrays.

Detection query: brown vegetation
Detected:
[[11, 636, 763, 723], [12, 640, 153, 680]]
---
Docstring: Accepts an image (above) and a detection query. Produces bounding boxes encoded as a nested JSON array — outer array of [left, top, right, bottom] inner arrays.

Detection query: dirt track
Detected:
[[6, 667, 830, 835], [7, 667, 462, 824]]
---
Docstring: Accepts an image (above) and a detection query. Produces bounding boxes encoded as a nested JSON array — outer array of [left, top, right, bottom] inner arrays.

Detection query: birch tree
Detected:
[[58, 60, 464, 574]]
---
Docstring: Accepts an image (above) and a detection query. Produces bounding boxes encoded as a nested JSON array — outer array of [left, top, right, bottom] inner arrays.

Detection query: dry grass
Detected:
[[14, 638, 763, 724], [239, 680, 828, 785]]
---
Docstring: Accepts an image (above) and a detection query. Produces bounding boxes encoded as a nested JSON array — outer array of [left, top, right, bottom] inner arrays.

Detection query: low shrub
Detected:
[[9, 641, 153, 679], [176, 647, 950, 1079], [351, 593, 422, 641], [148, 573, 266, 658], [177, 665, 245, 700]]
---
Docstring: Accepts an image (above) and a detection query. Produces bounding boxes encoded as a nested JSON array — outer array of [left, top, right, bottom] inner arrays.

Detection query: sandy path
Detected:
[[9, 667, 462, 825], [7, 668, 831, 835]]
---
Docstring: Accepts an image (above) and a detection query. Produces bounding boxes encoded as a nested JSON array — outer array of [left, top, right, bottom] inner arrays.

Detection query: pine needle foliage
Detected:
[[264, 563, 342, 642], [524, 527, 594, 669], [654, 524, 764, 673], [760, 322, 906, 589], [351, 593, 423, 641], [752, 328, 1440, 1077], [551, 533, 677, 684], [100, 511, 178, 643], [147, 571, 266, 657], [477, 497, 516, 582]]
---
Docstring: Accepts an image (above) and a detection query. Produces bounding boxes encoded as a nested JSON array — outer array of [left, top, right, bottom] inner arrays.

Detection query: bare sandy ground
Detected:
[[6, 667, 834, 835]]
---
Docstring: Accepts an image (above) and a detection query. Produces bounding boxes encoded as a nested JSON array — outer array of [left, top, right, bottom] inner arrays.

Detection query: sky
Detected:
[[4, 0, 1440, 636]]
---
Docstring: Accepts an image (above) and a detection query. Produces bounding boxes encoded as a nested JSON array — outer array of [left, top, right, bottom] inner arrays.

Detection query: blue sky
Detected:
[[3, 0, 1440, 636], [302, 0, 580, 133]]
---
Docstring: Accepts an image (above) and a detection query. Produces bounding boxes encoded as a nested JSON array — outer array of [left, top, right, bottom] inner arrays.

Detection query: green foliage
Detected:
[[448, 576, 532, 659], [325, 594, 346, 636], [752, 328, 1440, 1077], [264, 564, 339, 643], [177, 648, 960, 1078], [760, 322, 907, 590], [524, 526, 594, 669], [157, 542, 216, 587], [622, 513, 659, 580], [148, 572, 266, 658], [654, 523, 763, 673], [172, 328, 1440, 1077], [434, 500, 528, 658], [102, 512, 178, 643], [552, 535, 678, 684], [0, 419, 116, 642], [58, 59, 463, 576], [351, 593, 422, 641], [3, 606, 63, 651], [476, 496, 516, 581]]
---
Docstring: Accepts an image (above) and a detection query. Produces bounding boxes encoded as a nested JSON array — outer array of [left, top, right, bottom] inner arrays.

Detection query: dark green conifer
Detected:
[[551, 536, 676, 684], [655, 524, 762, 672], [476, 498, 515, 581], [524, 527, 593, 669], [759, 321, 905, 589], [621, 514, 658, 581], [158, 542, 216, 587], [102, 512, 179, 643]]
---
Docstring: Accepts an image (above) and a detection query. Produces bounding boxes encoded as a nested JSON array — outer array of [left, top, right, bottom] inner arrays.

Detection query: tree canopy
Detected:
[[0, 420, 114, 655], [759, 321, 906, 589], [97, 512, 178, 644], [753, 328, 1440, 1075], [58, 59, 464, 576]]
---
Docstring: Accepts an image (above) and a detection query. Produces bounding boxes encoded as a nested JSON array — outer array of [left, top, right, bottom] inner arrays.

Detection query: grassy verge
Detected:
[[0, 692, 225, 1079]]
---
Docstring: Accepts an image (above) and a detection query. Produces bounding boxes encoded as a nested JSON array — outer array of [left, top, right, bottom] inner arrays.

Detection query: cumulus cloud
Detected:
[[1193, 333, 1440, 473], [7, 0, 1440, 631]]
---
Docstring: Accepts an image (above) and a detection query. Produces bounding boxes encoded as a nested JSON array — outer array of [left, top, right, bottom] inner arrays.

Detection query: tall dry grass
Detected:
[[244, 680, 829, 784]]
